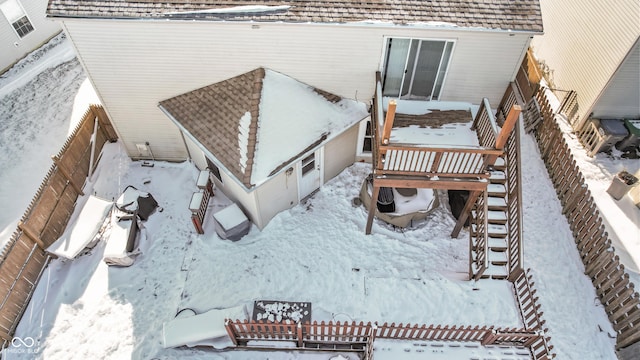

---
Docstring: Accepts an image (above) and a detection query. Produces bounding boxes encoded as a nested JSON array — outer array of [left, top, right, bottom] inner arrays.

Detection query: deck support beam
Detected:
[[451, 190, 482, 238], [365, 185, 380, 235]]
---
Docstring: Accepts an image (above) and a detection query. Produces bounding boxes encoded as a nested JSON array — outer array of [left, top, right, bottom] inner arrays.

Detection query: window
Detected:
[[361, 120, 372, 153], [382, 38, 454, 100], [356, 118, 374, 157], [1, 0, 34, 38], [206, 158, 223, 183], [301, 153, 315, 176]]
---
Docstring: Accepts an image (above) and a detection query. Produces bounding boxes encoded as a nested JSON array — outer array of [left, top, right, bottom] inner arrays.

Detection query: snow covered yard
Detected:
[[0, 35, 625, 360], [10, 142, 523, 359], [0, 33, 99, 248]]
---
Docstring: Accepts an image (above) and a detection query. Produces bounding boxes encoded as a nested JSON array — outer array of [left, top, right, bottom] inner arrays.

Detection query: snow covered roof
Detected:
[[159, 68, 368, 190], [47, 0, 544, 33]]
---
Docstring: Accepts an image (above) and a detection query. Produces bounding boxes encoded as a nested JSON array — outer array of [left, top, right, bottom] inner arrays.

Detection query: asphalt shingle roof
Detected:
[[160, 68, 263, 188], [47, 0, 543, 32], [159, 68, 368, 189]]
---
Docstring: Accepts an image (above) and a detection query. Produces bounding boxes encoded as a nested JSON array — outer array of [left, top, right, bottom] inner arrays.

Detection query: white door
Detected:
[[299, 150, 322, 200]]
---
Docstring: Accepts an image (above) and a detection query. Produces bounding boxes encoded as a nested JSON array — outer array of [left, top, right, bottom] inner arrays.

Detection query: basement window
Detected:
[[1, 0, 34, 38]]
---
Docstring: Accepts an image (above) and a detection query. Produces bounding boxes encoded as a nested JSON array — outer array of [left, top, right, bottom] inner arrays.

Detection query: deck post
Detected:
[[365, 184, 381, 235], [380, 100, 397, 145], [451, 190, 482, 238], [495, 105, 522, 150]]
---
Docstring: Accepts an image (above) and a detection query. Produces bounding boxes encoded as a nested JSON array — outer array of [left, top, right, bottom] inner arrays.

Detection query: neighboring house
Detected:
[[0, 0, 61, 73], [531, 0, 640, 128], [46, 0, 543, 230]]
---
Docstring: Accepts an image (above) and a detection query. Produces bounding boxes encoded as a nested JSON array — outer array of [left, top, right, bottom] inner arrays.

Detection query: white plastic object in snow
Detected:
[[213, 203, 251, 241], [162, 305, 248, 349], [103, 212, 141, 267], [115, 186, 149, 213], [46, 195, 113, 259]]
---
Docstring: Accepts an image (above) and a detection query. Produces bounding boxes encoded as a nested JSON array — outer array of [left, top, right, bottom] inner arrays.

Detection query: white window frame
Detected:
[[380, 36, 456, 101], [1, 0, 34, 39]]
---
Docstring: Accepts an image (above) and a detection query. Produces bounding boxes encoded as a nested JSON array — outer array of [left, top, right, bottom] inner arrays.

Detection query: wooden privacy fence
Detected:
[[225, 319, 554, 359], [0, 105, 116, 345], [529, 86, 640, 350]]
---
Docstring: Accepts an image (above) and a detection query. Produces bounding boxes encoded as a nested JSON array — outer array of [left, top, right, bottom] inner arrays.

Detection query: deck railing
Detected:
[[373, 73, 501, 180], [379, 145, 500, 178], [472, 97, 499, 148], [497, 83, 525, 277], [469, 191, 489, 280]]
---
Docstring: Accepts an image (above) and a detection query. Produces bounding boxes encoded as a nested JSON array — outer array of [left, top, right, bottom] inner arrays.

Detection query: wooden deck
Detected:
[[366, 72, 523, 282]]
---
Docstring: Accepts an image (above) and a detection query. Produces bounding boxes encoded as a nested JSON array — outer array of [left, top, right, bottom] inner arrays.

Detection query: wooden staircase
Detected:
[[480, 157, 510, 279], [467, 81, 526, 281]]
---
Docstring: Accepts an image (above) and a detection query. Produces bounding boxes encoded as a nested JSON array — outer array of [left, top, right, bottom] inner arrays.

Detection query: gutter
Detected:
[[46, 14, 543, 35]]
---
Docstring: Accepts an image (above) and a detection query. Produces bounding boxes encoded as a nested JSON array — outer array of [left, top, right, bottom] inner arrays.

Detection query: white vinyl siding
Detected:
[[62, 19, 532, 162], [324, 122, 359, 181], [0, 0, 61, 73], [254, 168, 298, 230], [216, 168, 262, 229], [531, 0, 640, 124], [592, 40, 640, 119]]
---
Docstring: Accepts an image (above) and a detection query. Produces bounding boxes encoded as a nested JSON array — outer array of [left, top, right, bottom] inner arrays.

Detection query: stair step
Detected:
[[488, 236, 508, 250], [487, 210, 507, 223], [471, 236, 508, 251], [489, 170, 506, 184], [479, 265, 509, 280], [488, 184, 506, 196], [492, 157, 506, 170], [489, 250, 508, 265], [471, 224, 507, 238], [471, 210, 507, 225], [487, 197, 507, 210], [489, 224, 507, 237]]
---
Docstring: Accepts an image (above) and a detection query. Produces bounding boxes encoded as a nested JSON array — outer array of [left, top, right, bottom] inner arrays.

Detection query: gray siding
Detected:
[[531, 0, 640, 123], [0, 0, 61, 72], [61, 19, 532, 162], [592, 40, 640, 119]]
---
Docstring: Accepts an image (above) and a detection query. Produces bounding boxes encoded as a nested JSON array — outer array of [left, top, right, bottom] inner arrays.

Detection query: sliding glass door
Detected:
[[382, 38, 454, 100]]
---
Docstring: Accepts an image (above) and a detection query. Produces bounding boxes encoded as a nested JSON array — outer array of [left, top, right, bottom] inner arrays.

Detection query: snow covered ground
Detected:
[[0, 33, 100, 248], [0, 35, 628, 359]]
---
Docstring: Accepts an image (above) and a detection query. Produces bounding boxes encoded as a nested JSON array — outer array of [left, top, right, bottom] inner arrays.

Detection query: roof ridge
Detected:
[[241, 67, 264, 188]]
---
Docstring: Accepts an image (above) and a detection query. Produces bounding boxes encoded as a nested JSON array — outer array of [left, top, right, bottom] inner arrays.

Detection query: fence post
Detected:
[[481, 329, 498, 345], [297, 322, 303, 348], [224, 320, 238, 346]]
